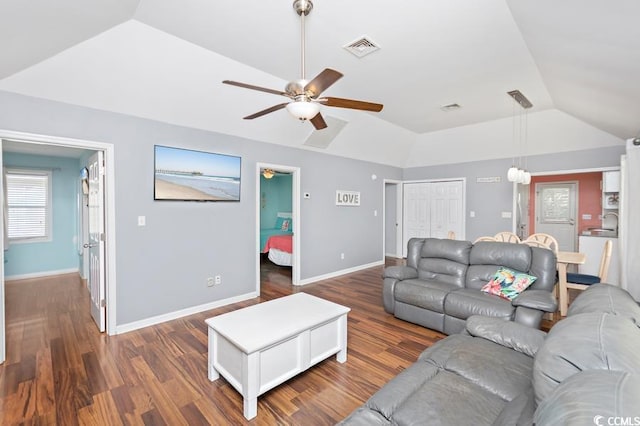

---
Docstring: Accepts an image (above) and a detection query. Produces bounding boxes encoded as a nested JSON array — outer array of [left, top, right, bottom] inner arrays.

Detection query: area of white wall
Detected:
[[406, 109, 624, 167]]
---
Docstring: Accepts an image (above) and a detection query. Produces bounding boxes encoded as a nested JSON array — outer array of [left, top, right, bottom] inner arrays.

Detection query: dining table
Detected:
[[557, 250, 587, 316]]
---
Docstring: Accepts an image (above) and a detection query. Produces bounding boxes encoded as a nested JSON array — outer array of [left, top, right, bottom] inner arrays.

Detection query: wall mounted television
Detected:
[[154, 145, 241, 201]]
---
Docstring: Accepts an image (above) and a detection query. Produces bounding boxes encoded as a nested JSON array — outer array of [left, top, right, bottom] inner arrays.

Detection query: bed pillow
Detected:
[[274, 216, 291, 231], [481, 267, 537, 300]]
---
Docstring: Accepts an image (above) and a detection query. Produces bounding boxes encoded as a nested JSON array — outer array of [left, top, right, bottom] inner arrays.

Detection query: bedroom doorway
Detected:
[[255, 163, 300, 290]]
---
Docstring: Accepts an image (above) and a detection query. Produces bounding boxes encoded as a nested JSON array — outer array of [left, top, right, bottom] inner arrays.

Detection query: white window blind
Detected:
[[6, 169, 52, 242]]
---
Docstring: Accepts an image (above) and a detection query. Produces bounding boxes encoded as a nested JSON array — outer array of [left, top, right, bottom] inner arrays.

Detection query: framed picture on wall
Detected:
[[154, 145, 241, 201]]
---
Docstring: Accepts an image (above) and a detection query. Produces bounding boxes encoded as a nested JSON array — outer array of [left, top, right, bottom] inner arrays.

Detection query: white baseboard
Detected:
[[115, 291, 259, 335], [297, 260, 384, 286], [5, 268, 79, 281]]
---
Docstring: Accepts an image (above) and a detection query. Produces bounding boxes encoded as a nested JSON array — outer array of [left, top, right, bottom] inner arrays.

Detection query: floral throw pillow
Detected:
[[481, 267, 537, 301]]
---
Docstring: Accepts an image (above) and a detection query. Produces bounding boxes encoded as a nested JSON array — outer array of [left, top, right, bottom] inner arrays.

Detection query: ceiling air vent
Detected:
[[440, 103, 462, 112], [344, 36, 380, 58]]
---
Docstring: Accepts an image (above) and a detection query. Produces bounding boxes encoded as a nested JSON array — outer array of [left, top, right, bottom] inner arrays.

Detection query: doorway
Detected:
[[384, 180, 403, 258], [402, 179, 465, 257], [0, 130, 117, 364], [534, 182, 578, 252], [255, 163, 300, 290]]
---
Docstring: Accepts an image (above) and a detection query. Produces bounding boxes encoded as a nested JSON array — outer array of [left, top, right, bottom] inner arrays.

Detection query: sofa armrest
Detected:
[[383, 265, 418, 280], [465, 315, 546, 357], [512, 289, 558, 313]]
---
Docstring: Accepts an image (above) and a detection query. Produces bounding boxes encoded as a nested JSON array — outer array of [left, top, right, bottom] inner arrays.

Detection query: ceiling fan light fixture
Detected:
[[286, 101, 320, 120], [262, 169, 275, 179]]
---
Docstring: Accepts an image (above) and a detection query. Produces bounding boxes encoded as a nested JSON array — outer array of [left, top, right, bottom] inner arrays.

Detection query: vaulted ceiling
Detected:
[[0, 0, 637, 167]]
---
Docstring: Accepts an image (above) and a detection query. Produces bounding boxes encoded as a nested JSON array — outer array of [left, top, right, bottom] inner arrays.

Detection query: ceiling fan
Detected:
[[223, 0, 383, 130]]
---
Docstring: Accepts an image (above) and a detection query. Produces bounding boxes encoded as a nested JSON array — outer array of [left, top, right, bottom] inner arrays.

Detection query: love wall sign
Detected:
[[336, 190, 361, 206]]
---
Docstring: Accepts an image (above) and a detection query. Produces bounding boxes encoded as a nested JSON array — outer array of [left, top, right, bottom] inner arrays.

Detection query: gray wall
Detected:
[[404, 146, 625, 241], [0, 91, 401, 325]]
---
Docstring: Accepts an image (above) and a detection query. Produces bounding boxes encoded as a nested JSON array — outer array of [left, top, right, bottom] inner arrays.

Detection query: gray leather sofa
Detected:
[[340, 284, 640, 425], [383, 238, 557, 334]]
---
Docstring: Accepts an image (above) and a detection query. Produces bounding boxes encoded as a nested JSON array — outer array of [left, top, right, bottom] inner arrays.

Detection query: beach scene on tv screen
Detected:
[[154, 145, 241, 201]]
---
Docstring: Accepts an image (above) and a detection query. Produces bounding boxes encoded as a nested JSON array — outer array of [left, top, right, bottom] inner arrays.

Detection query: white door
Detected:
[[430, 181, 464, 239], [535, 182, 577, 252], [0, 144, 5, 363], [87, 151, 106, 332], [403, 180, 465, 256], [403, 183, 430, 256]]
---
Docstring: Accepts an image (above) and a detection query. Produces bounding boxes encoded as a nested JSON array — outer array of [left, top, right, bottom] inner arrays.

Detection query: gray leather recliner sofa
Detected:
[[340, 284, 640, 425], [383, 238, 558, 334]]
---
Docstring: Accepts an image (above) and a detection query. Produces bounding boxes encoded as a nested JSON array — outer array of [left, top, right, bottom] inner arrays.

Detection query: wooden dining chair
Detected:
[[563, 240, 614, 314], [523, 233, 559, 254], [447, 231, 456, 240], [473, 236, 496, 243], [566, 240, 613, 292], [494, 231, 521, 243], [522, 233, 560, 320]]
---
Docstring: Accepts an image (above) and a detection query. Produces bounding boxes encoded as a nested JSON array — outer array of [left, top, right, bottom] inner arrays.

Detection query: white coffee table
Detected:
[[205, 293, 350, 420]]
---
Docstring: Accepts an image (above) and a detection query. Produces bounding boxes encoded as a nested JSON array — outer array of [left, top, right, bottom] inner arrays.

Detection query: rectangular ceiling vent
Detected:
[[344, 36, 380, 58], [440, 103, 462, 112]]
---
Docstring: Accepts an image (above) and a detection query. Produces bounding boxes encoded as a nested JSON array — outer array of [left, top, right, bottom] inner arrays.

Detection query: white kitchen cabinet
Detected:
[[603, 171, 621, 193], [578, 236, 619, 286]]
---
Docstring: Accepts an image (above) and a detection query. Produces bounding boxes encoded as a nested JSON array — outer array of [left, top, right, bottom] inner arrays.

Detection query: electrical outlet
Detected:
[[215, 275, 222, 285], [207, 277, 214, 287], [340, 253, 345, 260]]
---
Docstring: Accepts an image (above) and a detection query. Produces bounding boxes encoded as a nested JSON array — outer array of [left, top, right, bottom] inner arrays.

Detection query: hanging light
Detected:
[[506, 90, 533, 185], [262, 169, 275, 179], [507, 166, 519, 182]]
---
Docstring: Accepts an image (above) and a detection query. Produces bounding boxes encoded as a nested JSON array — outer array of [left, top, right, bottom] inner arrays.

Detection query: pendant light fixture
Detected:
[[506, 90, 532, 185]]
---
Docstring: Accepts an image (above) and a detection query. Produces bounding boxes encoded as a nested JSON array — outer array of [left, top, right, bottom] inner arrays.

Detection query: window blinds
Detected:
[[6, 171, 50, 240]]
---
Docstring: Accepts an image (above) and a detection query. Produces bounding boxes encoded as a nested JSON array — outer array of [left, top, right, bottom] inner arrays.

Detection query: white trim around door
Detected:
[[0, 129, 117, 365], [255, 163, 301, 289]]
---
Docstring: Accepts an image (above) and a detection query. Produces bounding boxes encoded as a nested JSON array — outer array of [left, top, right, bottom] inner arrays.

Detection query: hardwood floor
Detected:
[[0, 259, 445, 425]]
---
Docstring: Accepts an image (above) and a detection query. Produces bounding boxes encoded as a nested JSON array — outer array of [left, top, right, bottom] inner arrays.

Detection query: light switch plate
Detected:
[[138, 216, 146, 226], [501, 211, 512, 219]]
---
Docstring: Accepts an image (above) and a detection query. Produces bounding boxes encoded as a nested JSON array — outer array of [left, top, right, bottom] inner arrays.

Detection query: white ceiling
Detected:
[[0, 0, 638, 166]]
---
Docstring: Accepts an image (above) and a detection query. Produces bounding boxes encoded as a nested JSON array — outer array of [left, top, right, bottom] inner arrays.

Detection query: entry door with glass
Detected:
[[535, 182, 577, 252]]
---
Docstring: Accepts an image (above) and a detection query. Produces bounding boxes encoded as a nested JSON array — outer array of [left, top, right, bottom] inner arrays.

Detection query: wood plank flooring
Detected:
[[0, 259, 446, 425]]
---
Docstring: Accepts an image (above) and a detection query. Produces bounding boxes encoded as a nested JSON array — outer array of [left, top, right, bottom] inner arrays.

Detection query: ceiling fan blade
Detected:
[[319, 97, 384, 112], [304, 68, 344, 98], [223, 80, 289, 97], [243, 103, 289, 120], [309, 113, 328, 130]]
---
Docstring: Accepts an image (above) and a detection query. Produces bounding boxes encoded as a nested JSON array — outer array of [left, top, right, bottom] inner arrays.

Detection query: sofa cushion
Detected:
[[534, 371, 640, 426], [343, 334, 534, 426], [444, 289, 514, 321], [465, 315, 546, 357], [466, 242, 531, 289], [526, 246, 557, 292], [420, 334, 534, 402], [417, 258, 467, 287], [567, 283, 640, 323], [533, 312, 640, 405], [414, 239, 471, 287], [395, 279, 458, 313], [390, 371, 505, 426], [565, 272, 600, 285]]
